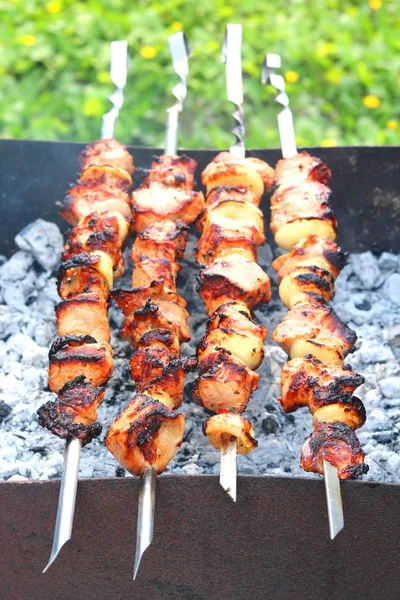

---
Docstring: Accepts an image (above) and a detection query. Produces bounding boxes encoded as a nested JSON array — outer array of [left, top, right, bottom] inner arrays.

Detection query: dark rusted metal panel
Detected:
[[1, 476, 400, 600], [0, 140, 399, 254]]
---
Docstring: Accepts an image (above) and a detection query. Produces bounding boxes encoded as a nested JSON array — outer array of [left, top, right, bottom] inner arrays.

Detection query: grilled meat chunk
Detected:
[[48, 337, 113, 393], [144, 154, 197, 189], [79, 164, 132, 192], [136, 328, 181, 356], [301, 421, 368, 480], [130, 219, 189, 263], [79, 138, 134, 175], [270, 182, 338, 250], [121, 299, 190, 347], [312, 394, 366, 430], [61, 184, 131, 226], [279, 265, 335, 308], [272, 299, 357, 360], [37, 376, 104, 445], [111, 284, 186, 315], [197, 326, 264, 370], [198, 252, 271, 315], [206, 186, 261, 208], [273, 152, 331, 189], [58, 256, 109, 301], [202, 152, 274, 194], [131, 257, 179, 294], [203, 413, 258, 454], [131, 183, 205, 231], [129, 347, 187, 409], [280, 356, 365, 416], [272, 234, 347, 282], [207, 301, 267, 341], [195, 217, 257, 265], [193, 348, 259, 413], [105, 394, 185, 476], [63, 212, 128, 269], [56, 293, 110, 343]]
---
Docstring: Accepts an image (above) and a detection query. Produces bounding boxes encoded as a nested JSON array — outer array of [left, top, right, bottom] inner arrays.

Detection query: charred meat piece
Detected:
[[280, 355, 365, 417], [63, 212, 128, 269], [131, 257, 179, 295], [130, 219, 189, 263], [207, 301, 267, 342], [203, 413, 258, 454], [272, 234, 347, 281], [202, 152, 274, 194], [37, 376, 104, 445], [112, 285, 186, 316], [105, 393, 185, 476], [197, 326, 265, 370], [56, 293, 110, 343], [301, 421, 368, 480], [272, 299, 357, 359], [273, 152, 331, 189], [79, 164, 132, 192], [144, 154, 197, 189], [206, 186, 261, 208], [270, 182, 338, 250], [79, 138, 134, 175], [193, 348, 259, 413], [48, 337, 113, 393], [61, 184, 131, 226], [129, 347, 186, 409], [278, 265, 335, 309], [195, 217, 257, 265], [121, 299, 190, 347], [198, 252, 271, 315], [130, 183, 205, 231], [136, 328, 181, 356], [312, 394, 366, 431], [58, 258, 109, 301]]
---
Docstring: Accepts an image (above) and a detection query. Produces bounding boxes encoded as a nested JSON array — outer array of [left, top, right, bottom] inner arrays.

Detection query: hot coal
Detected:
[[0, 220, 399, 484]]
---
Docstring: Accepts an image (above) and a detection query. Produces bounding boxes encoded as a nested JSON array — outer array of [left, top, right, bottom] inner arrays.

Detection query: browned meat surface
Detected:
[[37, 376, 104, 445], [273, 152, 331, 188], [278, 265, 336, 308], [130, 219, 188, 263], [105, 394, 185, 476], [130, 183, 205, 231], [122, 299, 190, 346], [58, 258, 109, 301], [131, 257, 179, 294], [56, 293, 110, 342], [61, 184, 132, 226], [144, 154, 197, 189], [194, 217, 257, 265], [206, 186, 261, 208], [272, 234, 347, 281], [198, 252, 271, 315], [79, 138, 134, 175], [301, 422, 368, 480]]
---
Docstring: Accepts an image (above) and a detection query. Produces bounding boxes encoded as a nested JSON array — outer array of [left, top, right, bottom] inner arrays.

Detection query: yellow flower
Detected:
[[386, 120, 398, 130], [20, 34, 37, 46], [317, 43, 336, 58], [171, 21, 183, 32], [97, 71, 110, 84], [46, 1, 62, 13], [321, 139, 337, 147], [369, 0, 382, 10], [140, 46, 157, 60], [207, 40, 219, 52], [285, 71, 299, 83], [363, 95, 380, 109]]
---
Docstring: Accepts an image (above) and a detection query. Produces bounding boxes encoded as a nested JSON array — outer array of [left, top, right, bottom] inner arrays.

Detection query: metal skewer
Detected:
[[262, 53, 344, 539], [43, 40, 129, 574], [133, 31, 191, 581], [217, 23, 246, 503]]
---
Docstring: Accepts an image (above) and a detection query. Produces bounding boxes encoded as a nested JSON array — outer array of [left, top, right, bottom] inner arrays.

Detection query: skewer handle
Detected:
[[101, 40, 129, 139], [43, 437, 82, 573], [165, 32, 192, 155], [261, 53, 297, 159], [222, 24, 245, 160]]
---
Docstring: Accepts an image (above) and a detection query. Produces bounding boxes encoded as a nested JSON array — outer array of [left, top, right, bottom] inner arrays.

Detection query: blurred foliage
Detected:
[[0, 0, 399, 148]]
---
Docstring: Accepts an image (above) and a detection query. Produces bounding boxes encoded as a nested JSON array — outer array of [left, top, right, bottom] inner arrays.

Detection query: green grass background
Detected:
[[1, 0, 399, 148]]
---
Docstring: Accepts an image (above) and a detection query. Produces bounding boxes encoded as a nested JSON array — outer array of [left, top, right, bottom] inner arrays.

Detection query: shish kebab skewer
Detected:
[[262, 54, 368, 539], [193, 25, 274, 501], [104, 33, 205, 580], [37, 41, 132, 572]]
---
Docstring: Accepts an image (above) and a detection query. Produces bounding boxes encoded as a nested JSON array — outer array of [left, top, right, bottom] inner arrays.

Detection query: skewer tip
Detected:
[[220, 436, 237, 503], [323, 460, 344, 540], [133, 467, 156, 581]]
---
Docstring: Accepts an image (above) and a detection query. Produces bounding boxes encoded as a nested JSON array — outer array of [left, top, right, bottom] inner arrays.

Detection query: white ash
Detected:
[[0, 219, 399, 484]]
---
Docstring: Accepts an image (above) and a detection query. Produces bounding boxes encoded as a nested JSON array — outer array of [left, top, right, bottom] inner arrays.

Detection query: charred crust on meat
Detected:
[[135, 299, 159, 317], [37, 400, 102, 445], [323, 247, 348, 271], [49, 335, 97, 359]]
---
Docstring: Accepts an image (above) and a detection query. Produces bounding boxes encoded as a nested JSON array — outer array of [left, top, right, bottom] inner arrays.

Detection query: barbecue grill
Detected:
[[1, 139, 399, 600]]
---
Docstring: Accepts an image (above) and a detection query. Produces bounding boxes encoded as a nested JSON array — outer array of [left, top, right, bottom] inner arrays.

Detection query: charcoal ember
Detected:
[[262, 413, 280, 434], [15, 219, 63, 272], [379, 377, 400, 401], [349, 251, 383, 290], [378, 252, 399, 270], [0, 250, 34, 281], [0, 401, 12, 423], [387, 323, 400, 358], [383, 273, 400, 307]]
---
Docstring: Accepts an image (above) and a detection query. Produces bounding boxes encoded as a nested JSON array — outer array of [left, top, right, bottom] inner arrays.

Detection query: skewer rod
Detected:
[[323, 460, 344, 539], [165, 32, 191, 155], [220, 436, 237, 502], [43, 437, 82, 573], [133, 467, 157, 580]]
